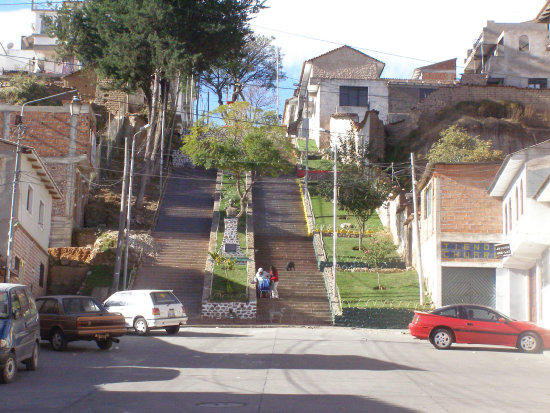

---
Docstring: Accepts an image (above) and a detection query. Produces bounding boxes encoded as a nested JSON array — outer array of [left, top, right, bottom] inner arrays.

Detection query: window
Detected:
[[14, 256, 22, 275], [515, 187, 519, 221], [520, 180, 524, 215], [433, 306, 458, 318], [504, 204, 508, 234], [10, 290, 21, 317], [39, 263, 45, 288], [528, 78, 547, 89], [508, 198, 512, 231], [24, 289, 37, 316], [466, 307, 500, 322], [487, 78, 504, 85], [26, 185, 33, 213], [339, 86, 369, 107], [151, 291, 180, 305], [38, 299, 59, 315], [519, 35, 530, 52], [424, 185, 432, 219], [419, 88, 435, 100], [62, 297, 102, 314], [38, 200, 45, 227], [16, 289, 30, 318]]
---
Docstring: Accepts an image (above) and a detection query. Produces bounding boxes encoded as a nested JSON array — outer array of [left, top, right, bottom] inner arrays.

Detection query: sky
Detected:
[[0, 0, 547, 112]]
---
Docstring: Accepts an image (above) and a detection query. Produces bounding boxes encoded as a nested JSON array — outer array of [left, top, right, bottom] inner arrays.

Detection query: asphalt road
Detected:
[[4, 327, 550, 413]]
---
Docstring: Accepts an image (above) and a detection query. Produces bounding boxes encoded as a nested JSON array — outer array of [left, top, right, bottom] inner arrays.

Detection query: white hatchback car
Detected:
[[103, 290, 187, 335]]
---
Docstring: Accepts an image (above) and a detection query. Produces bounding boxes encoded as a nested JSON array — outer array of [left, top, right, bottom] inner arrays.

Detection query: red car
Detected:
[[409, 304, 550, 353]]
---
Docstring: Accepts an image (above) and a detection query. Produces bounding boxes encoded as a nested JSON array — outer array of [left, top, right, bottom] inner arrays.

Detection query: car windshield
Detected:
[[151, 291, 180, 305], [62, 297, 103, 314], [0, 292, 8, 318]]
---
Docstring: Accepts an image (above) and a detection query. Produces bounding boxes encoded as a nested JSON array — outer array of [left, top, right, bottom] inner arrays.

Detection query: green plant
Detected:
[[361, 236, 398, 290]]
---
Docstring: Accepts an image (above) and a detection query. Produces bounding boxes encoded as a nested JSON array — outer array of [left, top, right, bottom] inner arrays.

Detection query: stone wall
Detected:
[[201, 302, 256, 319]]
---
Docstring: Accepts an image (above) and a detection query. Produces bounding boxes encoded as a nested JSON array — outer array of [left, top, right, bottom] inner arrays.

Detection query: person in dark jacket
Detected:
[[269, 266, 279, 299]]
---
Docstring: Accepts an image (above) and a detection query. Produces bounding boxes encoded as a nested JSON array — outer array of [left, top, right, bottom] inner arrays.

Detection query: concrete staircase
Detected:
[[134, 167, 216, 319], [254, 177, 332, 325]]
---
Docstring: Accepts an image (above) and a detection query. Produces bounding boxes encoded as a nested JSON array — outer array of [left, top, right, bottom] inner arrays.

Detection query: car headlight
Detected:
[[0, 339, 8, 349]]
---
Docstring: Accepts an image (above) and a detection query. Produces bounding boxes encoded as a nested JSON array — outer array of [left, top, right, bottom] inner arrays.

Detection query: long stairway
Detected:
[[134, 167, 215, 320], [254, 176, 332, 325]]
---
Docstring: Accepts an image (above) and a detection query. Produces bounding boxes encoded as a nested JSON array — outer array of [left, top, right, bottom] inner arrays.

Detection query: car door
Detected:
[[10, 289, 32, 360], [22, 288, 40, 344], [104, 292, 131, 327], [463, 306, 518, 346], [37, 299, 61, 339], [432, 305, 471, 343]]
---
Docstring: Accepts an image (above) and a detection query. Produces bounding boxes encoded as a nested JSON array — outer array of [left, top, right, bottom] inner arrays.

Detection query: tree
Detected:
[[427, 126, 504, 163], [201, 35, 283, 106], [362, 236, 397, 290], [182, 102, 294, 217], [46, 0, 266, 207], [315, 165, 393, 249]]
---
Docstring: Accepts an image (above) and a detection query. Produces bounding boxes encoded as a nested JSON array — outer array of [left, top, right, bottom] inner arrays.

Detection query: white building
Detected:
[[283, 46, 388, 153], [488, 140, 550, 325]]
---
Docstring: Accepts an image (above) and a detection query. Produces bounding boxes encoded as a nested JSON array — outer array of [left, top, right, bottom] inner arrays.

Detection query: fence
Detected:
[[335, 300, 431, 329]]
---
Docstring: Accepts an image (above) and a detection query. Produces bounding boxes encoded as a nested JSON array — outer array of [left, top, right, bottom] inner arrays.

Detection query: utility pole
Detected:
[[332, 135, 338, 298], [112, 137, 130, 292], [276, 45, 280, 123], [160, 81, 166, 189], [123, 124, 150, 289], [410, 153, 425, 305]]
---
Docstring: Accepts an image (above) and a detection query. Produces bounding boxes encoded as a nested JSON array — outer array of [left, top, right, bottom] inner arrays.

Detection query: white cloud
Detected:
[[0, 9, 34, 51]]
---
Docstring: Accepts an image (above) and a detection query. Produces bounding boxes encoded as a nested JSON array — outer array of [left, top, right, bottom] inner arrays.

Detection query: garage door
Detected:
[[442, 267, 496, 307]]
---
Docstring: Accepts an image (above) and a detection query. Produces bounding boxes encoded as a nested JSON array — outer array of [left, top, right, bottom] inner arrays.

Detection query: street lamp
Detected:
[[320, 128, 337, 299], [69, 96, 82, 116], [5, 89, 77, 283], [123, 123, 151, 290]]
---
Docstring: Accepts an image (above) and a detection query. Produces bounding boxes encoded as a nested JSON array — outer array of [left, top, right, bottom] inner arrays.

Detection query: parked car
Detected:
[[409, 304, 550, 353], [0, 283, 40, 384], [103, 290, 187, 335], [35, 296, 126, 351]]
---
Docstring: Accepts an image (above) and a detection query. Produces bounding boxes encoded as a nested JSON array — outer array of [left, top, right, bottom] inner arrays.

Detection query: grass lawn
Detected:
[[307, 158, 333, 171], [211, 172, 248, 302], [337, 270, 426, 308], [80, 264, 114, 296], [295, 138, 318, 152], [310, 193, 383, 231]]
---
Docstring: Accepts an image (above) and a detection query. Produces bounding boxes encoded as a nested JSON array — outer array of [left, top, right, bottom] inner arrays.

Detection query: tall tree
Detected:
[[182, 102, 294, 217], [46, 0, 265, 206], [427, 126, 504, 163], [201, 35, 283, 106]]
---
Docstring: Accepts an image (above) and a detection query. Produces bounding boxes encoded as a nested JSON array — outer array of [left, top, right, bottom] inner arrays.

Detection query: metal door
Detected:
[[442, 267, 496, 307]]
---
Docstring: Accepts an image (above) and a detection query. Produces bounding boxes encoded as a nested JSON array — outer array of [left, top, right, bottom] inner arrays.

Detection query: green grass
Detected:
[[307, 158, 333, 171], [310, 194, 383, 231], [296, 138, 318, 152], [80, 265, 114, 296], [337, 270, 426, 308]]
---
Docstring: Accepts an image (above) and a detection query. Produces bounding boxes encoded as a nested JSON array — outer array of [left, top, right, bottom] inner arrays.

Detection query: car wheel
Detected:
[[133, 317, 149, 336], [96, 338, 113, 350], [518, 332, 542, 353], [165, 325, 180, 335], [0, 353, 17, 384], [431, 328, 453, 350], [24, 342, 39, 371], [50, 329, 67, 351]]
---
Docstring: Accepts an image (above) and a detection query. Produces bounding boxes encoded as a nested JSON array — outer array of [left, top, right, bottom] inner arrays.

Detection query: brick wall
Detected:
[[436, 164, 502, 234], [11, 226, 49, 297]]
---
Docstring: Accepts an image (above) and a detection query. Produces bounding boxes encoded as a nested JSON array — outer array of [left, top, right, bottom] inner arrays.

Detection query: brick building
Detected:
[[417, 163, 503, 309], [0, 139, 62, 296], [0, 102, 96, 246]]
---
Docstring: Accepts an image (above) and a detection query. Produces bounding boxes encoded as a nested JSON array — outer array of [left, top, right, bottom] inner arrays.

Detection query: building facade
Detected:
[[0, 102, 96, 246], [488, 140, 550, 325], [418, 163, 504, 309], [0, 139, 61, 295]]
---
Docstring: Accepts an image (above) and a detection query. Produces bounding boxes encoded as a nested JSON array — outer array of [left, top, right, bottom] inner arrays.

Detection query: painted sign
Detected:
[[441, 242, 495, 259], [494, 243, 511, 258]]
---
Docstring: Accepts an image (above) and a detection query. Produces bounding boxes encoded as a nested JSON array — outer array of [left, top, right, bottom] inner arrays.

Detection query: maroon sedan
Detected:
[[409, 304, 550, 353]]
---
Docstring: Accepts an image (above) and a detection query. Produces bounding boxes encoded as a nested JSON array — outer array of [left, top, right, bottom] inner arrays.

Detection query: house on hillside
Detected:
[[417, 163, 504, 310], [282, 45, 388, 155], [463, 2, 550, 88], [0, 100, 96, 247], [488, 140, 550, 325], [0, 139, 61, 295]]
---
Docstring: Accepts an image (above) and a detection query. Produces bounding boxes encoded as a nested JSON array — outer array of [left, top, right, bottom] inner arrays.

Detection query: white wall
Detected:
[[17, 155, 53, 252], [496, 267, 529, 320]]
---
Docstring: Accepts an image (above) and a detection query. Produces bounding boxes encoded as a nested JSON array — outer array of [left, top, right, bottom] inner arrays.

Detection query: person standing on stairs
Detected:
[[269, 266, 279, 299]]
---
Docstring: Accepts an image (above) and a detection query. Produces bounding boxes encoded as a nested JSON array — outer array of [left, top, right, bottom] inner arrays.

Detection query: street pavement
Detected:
[[4, 327, 550, 413]]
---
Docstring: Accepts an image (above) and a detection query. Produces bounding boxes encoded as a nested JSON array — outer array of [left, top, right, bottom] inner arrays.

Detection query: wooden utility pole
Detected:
[[410, 152, 425, 305], [112, 137, 130, 292]]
